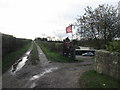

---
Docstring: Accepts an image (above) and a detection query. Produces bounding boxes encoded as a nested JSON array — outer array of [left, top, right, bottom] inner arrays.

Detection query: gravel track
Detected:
[[2, 42, 94, 88]]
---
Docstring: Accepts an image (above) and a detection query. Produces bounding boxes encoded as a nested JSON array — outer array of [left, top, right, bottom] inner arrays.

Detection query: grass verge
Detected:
[[30, 42, 39, 65], [80, 70, 120, 88], [2, 43, 31, 74], [36, 41, 83, 63]]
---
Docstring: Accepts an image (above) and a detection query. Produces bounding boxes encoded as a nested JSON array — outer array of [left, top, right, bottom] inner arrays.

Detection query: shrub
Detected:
[[106, 40, 120, 53]]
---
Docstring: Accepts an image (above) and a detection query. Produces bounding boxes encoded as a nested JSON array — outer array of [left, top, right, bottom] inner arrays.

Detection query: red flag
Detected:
[[66, 25, 72, 33]]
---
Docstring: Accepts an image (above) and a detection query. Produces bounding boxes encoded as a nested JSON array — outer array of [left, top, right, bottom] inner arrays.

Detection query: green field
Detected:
[[80, 70, 120, 88], [2, 43, 31, 73], [36, 41, 83, 63], [30, 42, 39, 65]]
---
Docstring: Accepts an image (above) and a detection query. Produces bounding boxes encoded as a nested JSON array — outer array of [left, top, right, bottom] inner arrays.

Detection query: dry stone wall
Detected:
[[94, 50, 120, 80]]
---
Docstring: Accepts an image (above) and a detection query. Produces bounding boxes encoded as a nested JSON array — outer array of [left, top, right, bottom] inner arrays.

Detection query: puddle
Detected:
[[10, 51, 31, 74], [26, 51, 30, 55], [28, 67, 58, 88], [30, 82, 36, 88], [30, 67, 58, 81]]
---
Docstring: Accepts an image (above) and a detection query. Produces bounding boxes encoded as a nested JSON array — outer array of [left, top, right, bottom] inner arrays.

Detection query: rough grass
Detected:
[[30, 42, 39, 65], [36, 41, 83, 63], [80, 70, 120, 88], [2, 43, 31, 74]]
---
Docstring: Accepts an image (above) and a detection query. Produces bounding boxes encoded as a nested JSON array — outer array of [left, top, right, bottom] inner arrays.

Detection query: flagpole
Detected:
[[71, 29, 73, 41], [71, 24, 73, 41], [66, 23, 78, 41], [71, 24, 77, 40]]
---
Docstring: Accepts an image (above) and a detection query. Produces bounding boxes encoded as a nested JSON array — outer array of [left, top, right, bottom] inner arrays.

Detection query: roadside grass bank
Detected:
[[36, 41, 83, 63], [80, 70, 120, 88], [30, 42, 39, 65], [2, 43, 32, 74]]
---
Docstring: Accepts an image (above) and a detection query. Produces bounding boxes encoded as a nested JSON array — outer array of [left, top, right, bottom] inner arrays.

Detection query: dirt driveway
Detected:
[[2, 43, 94, 88]]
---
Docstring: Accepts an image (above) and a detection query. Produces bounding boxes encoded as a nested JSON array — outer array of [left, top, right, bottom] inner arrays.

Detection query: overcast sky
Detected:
[[0, 0, 119, 40]]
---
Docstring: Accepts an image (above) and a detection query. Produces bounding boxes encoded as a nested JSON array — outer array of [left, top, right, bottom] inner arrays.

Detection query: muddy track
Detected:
[[2, 42, 94, 88]]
